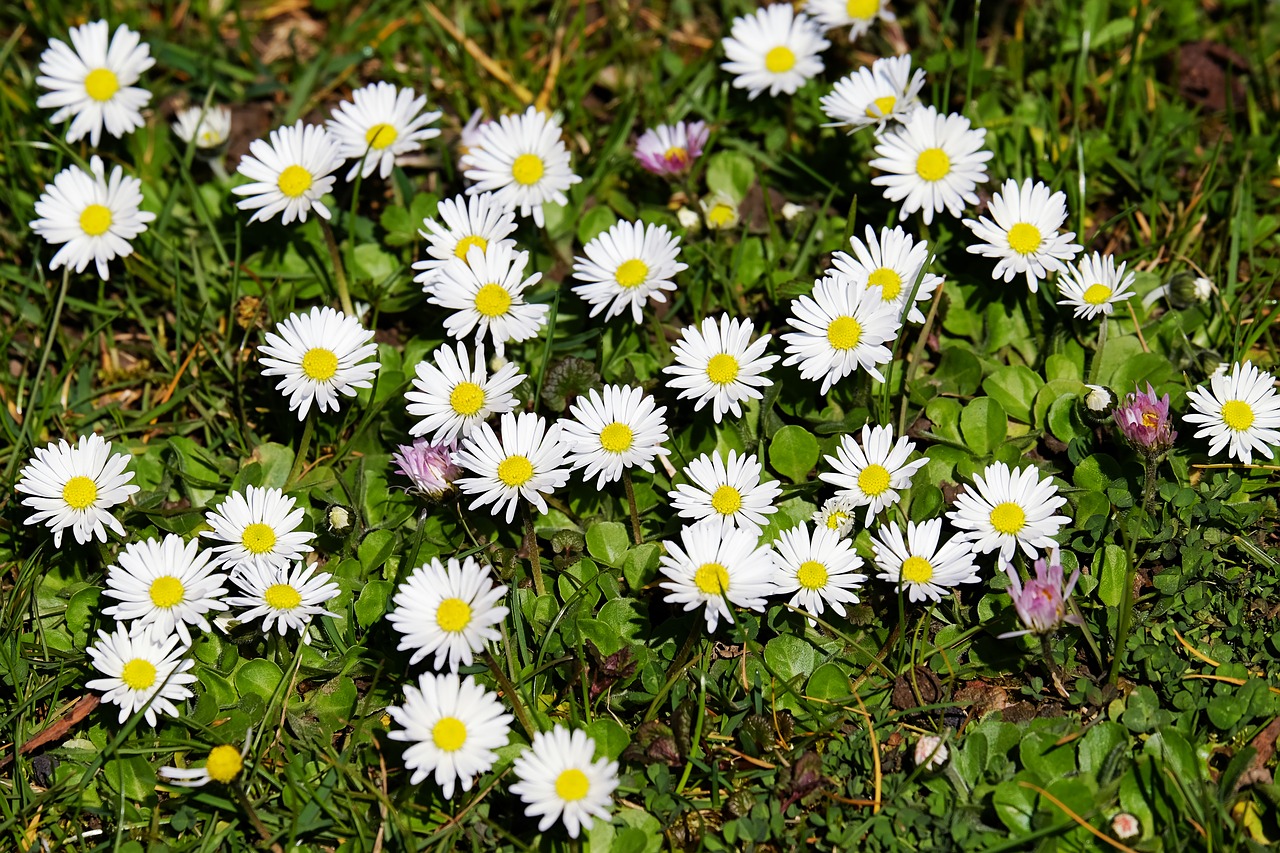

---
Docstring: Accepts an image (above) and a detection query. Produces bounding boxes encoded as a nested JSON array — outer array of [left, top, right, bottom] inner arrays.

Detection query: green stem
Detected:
[[621, 469, 644, 545], [521, 501, 546, 596], [1108, 531, 1139, 685], [644, 619, 703, 723], [1086, 316, 1108, 385], [319, 219, 355, 318], [285, 414, 314, 488], [6, 269, 70, 484], [1140, 453, 1159, 517], [483, 650, 537, 740]]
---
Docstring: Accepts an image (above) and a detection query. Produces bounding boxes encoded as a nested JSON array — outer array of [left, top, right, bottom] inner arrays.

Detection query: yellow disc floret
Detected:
[[62, 476, 98, 510], [301, 348, 339, 381], [436, 598, 473, 632], [79, 204, 113, 237], [264, 583, 302, 611], [915, 148, 951, 182], [989, 502, 1027, 535], [277, 165, 314, 198], [84, 68, 120, 102], [694, 562, 730, 595], [149, 576, 185, 609], [497, 455, 534, 487], [205, 744, 244, 783]]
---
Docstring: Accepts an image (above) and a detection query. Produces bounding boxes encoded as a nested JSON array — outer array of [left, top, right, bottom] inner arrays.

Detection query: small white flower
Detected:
[[571, 220, 687, 323], [828, 225, 943, 324], [226, 562, 340, 637], [914, 733, 949, 770], [658, 521, 775, 632], [771, 522, 866, 623], [821, 54, 924, 132], [15, 433, 139, 548], [819, 423, 926, 524], [36, 20, 154, 146], [461, 106, 581, 227], [428, 243, 549, 359], [1083, 384, 1115, 413], [946, 461, 1070, 561], [560, 385, 671, 489], [257, 305, 381, 420], [870, 106, 992, 225], [102, 534, 229, 646], [232, 121, 344, 225], [510, 725, 620, 838], [159, 740, 248, 788], [326, 81, 442, 181], [30, 155, 156, 281], [806, 0, 896, 36], [663, 315, 779, 423], [700, 192, 741, 230], [86, 625, 195, 726], [1057, 252, 1136, 320], [677, 207, 701, 229], [1184, 361, 1280, 464], [721, 4, 829, 100], [453, 412, 572, 523], [172, 104, 232, 149], [781, 202, 806, 221], [202, 485, 317, 573], [812, 496, 858, 537], [670, 450, 782, 536], [412, 192, 518, 291], [405, 342, 525, 444], [1193, 276, 1214, 302], [386, 555, 510, 672], [782, 275, 902, 391], [387, 671, 513, 799], [871, 518, 980, 603], [964, 178, 1082, 293]]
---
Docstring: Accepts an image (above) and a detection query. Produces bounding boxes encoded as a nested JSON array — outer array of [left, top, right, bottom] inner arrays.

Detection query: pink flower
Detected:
[[1114, 383, 1176, 454], [999, 549, 1083, 639], [634, 120, 709, 177], [392, 439, 460, 498], [913, 734, 949, 770], [1111, 812, 1140, 839]]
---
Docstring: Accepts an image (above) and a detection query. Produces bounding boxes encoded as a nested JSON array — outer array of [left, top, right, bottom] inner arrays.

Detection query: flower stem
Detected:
[[1039, 633, 1069, 698], [1087, 315, 1108, 385], [521, 501, 546, 596], [8, 268, 70, 484], [1108, 529, 1140, 685], [285, 414, 314, 488], [1140, 453, 1159, 517], [319, 219, 355, 318], [482, 650, 537, 740], [621, 469, 644, 545]]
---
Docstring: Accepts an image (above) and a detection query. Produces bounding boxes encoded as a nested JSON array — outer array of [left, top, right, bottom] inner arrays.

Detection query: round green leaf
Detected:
[[586, 521, 630, 568], [982, 364, 1044, 424], [806, 662, 850, 701], [234, 658, 284, 700], [586, 718, 631, 760], [768, 425, 820, 483], [960, 396, 1007, 456]]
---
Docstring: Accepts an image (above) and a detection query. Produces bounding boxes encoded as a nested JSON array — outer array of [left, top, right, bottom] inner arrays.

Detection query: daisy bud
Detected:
[[1166, 271, 1204, 310], [998, 549, 1083, 639], [392, 439, 461, 499], [676, 207, 701, 230], [1080, 383, 1116, 424], [172, 105, 232, 150], [326, 504, 353, 534], [1114, 383, 1177, 455], [1111, 812, 1141, 840], [913, 734, 949, 771]]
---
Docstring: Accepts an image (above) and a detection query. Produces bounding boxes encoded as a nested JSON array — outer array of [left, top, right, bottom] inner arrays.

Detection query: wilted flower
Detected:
[[1114, 383, 1176, 455], [634, 120, 708, 177], [913, 734, 949, 771], [998, 549, 1082, 639], [392, 439, 460, 498]]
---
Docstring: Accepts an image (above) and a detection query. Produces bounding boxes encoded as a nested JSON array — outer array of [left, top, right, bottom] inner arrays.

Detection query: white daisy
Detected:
[[818, 423, 926, 524], [226, 562, 340, 638], [30, 155, 156, 281], [411, 192, 518, 291], [101, 534, 229, 646], [1056, 252, 1137, 320], [871, 518, 981, 603], [770, 522, 866, 623], [387, 672, 513, 799], [806, 0, 896, 36], [571, 220, 687, 323], [821, 54, 924, 132], [15, 433, 138, 548], [658, 521, 775, 632], [202, 485, 317, 573], [812, 496, 858, 537], [663, 315, 779, 423], [510, 725, 620, 839], [326, 81, 442, 181], [172, 104, 232, 149], [386, 555, 510, 672], [946, 461, 1070, 561], [257, 305, 380, 420], [721, 4, 829, 100], [964, 178, 1082, 292], [1184, 361, 1280, 464], [461, 106, 581, 228], [453, 412, 572, 523], [428, 243, 549, 359], [870, 106, 993, 225], [231, 121, 344, 225], [85, 625, 195, 726], [559, 385, 671, 488], [828, 225, 943, 324], [405, 342, 525, 444], [670, 450, 782, 536], [158, 740, 248, 788], [781, 275, 902, 391], [36, 20, 154, 146]]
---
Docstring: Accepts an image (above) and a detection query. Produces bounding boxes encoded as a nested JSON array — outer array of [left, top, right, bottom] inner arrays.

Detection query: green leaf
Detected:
[[768, 425, 820, 483], [806, 662, 850, 701], [103, 757, 154, 802], [934, 347, 983, 396], [764, 634, 818, 683], [234, 658, 284, 700], [577, 205, 618, 244], [960, 396, 1008, 456], [586, 718, 630, 760], [924, 397, 963, 444], [352, 242, 398, 284], [705, 150, 755, 201], [358, 529, 395, 573], [1144, 727, 1204, 784], [622, 543, 661, 591], [993, 776, 1037, 834], [1077, 722, 1128, 775], [1095, 544, 1128, 607], [307, 676, 358, 734], [248, 442, 295, 489], [355, 580, 394, 628], [65, 586, 101, 645], [982, 365, 1043, 424], [586, 521, 630, 568]]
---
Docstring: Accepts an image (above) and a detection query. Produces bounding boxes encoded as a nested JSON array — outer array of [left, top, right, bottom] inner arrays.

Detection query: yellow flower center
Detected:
[[511, 153, 545, 186], [1082, 284, 1112, 305], [1220, 400, 1255, 431], [61, 476, 98, 510], [205, 744, 243, 783], [694, 562, 730, 595], [449, 381, 486, 416], [264, 583, 302, 610], [858, 463, 891, 497], [614, 259, 650, 289], [497, 455, 534, 487], [301, 347, 339, 381], [84, 68, 120, 102], [599, 422, 634, 453], [79, 204, 113, 237], [454, 234, 489, 260], [915, 148, 951, 182], [664, 145, 688, 163], [867, 95, 897, 118], [796, 560, 829, 591], [436, 597, 473, 632], [555, 768, 590, 801], [364, 122, 399, 150], [827, 315, 863, 351], [706, 203, 737, 228], [764, 46, 796, 74], [1141, 411, 1159, 428], [277, 165, 314, 199], [241, 522, 278, 555], [989, 501, 1026, 535], [901, 555, 934, 584], [705, 353, 740, 386], [432, 717, 468, 752], [711, 485, 742, 515], [825, 510, 849, 530], [121, 658, 157, 691], [149, 576, 185, 608], [847, 0, 879, 19], [474, 283, 512, 318], [868, 267, 903, 300], [1007, 223, 1043, 255]]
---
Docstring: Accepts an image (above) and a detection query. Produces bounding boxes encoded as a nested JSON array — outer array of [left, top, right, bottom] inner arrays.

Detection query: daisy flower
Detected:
[[870, 106, 993, 225], [963, 178, 1082, 292], [461, 106, 581, 227], [101, 534, 229, 646], [818, 424, 926, 524], [771, 522, 866, 623], [428, 243, 549, 359], [871, 518, 981, 603], [658, 521, 775, 632], [411, 192, 518, 291], [453, 412, 572, 523], [15, 433, 138, 548], [670, 450, 782, 536], [326, 81, 442, 181], [700, 192, 741, 230], [202, 485, 317, 573], [36, 20, 154, 146], [387, 672, 513, 799], [226, 562, 340, 638], [392, 439, 461, 498], [806, 0, 896, 36], [812, 496, 858, 537], [560, 385, 671, 488], [159, 736, 250, 788], [946, 461, 1070, 561], [828, 225, 943, 324], [721, 4, 829, 100], [781, 275, 902, 391], [1056, 252, 1137, 320], [257, 305, 380, 419], [386, 555, 509, 672], [172, 104, 232, 149], [30, 155, 156, 281], [663, 315, 779, 422], [510, 725, 620, 839], [571, 220, 687, 324], [634, 120, 709, 177], [1184, 361, 1280, 463], [85, 625, 196, 726], [821, 54, 925, 132], [405, 342, 525, 444], [232, 121, 344, 225]]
